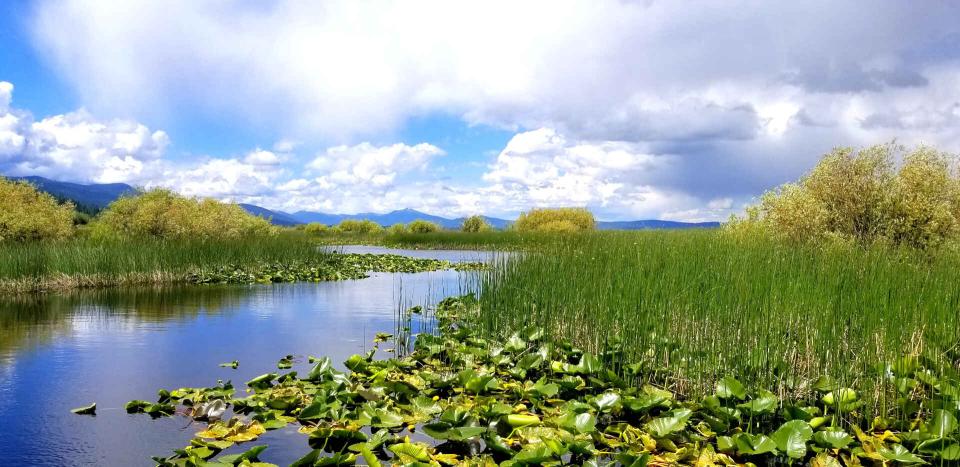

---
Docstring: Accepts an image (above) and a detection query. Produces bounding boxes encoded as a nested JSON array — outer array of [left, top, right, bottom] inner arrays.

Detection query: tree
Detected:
[[513, 208, 596, 233], [303, 223, 329, 235], [408, 220, 441, 233], [0, 177, 75, 242], [461, 215, 493, 233], [728, 143, 960, 249], [335, 219, 384, 234], [93, 188, 274, 240]]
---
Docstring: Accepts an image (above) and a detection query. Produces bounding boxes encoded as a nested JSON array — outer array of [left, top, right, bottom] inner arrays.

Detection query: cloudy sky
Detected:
[[2, 1, 959, 221]]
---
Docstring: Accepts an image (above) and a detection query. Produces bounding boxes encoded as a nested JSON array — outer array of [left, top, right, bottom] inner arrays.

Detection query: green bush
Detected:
[[93, 188, 275, 240], [335, 219, 384, 234], [408, 219, 441, 234], [513, 207, 595, 233], [728, 143, 960, 249], [303, 223, 329, 235], [386, 223, 409, 235], [461, 215, 493, 232], [0, 177, 75, 242]]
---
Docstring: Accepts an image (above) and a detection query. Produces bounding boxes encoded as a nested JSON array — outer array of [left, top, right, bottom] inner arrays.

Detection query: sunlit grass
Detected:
[[0, 232, 330, 292], [477, 230, 960, 421]]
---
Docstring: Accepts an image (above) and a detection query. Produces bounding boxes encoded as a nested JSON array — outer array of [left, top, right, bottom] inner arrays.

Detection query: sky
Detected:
[[2, 1, 960, 221]]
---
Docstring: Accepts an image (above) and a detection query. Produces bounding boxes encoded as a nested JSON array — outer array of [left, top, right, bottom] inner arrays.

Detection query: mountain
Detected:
[[290, 208, 717, 230], [238, 204, 301, 226], [291, 208, 512, 230], [8, 175, 721, 230], [10, 176, 135, 213]]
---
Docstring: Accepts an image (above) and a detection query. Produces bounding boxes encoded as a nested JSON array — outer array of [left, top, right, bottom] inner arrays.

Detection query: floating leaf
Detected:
[[715, 376, 747, 400], [734, 432, 778, 455], [71, 402, 96, 415], [388, 442, 432, 463], [645, 408, 692, 438], [929, 409, 958, 438], [813, 428, 854, 449], [878, 444, 927, 464], [771, 420, 812, 459]]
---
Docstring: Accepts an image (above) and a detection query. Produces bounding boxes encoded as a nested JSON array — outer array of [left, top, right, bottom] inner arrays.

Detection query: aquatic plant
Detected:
[[0, 233, 350, 293], [478, 230, 960, 426], [122, 296, 959, 466], [184, 253, 486, 285]]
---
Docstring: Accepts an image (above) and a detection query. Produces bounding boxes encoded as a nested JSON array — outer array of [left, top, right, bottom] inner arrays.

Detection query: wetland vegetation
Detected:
[[6, 145, 960, 465]]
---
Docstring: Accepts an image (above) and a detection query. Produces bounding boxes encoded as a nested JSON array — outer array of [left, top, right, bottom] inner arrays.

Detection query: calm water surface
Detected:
[[0, 248, 489, 466]]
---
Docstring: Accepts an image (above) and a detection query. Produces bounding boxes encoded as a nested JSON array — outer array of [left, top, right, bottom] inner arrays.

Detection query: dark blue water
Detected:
[[0, 248, 486, 466]]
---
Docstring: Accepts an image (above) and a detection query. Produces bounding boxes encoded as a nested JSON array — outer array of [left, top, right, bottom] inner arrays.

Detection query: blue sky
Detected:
[[2, 1, 960, 220]]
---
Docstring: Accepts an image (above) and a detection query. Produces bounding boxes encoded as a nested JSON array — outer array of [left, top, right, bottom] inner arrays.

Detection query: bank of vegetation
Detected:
[[0, 179, 483, 293], [125, 296, 960, 466]]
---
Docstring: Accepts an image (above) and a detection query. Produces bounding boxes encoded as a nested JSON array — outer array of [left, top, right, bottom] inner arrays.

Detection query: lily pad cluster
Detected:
[[124, 296, 958, 466], [185, 254, 486, 285]]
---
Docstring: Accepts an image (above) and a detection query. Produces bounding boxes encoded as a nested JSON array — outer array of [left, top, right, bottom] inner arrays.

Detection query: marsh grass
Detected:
[[478, 230, 960, 421], [0, 232, 328, 292]]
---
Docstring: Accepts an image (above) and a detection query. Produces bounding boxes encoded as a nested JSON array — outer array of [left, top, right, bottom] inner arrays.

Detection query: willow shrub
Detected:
[[513, 207, 596, 233], [407, 219, 441, 233], [461, 215, 493, 232], [92, 189, 275, 240], [728, 143, 960, 248], [334, 219, 384, 234], [303, 223, 329, 235], [0, 177, 75, 242]]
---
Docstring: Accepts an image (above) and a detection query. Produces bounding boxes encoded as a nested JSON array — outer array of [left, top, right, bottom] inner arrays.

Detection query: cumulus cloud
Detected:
[[14, 2, 960, 220], [29, 1, 960, 142], [307, 142, 444, 187], [0, 82, 170, 183]]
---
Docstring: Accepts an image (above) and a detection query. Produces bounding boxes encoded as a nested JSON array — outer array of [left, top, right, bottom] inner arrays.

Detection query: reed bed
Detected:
[[0, 233, 329, 293], [477, 230, 960, 423]]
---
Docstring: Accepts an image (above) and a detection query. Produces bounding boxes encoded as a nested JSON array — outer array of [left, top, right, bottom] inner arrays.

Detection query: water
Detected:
[[0, 248, 487, 466]]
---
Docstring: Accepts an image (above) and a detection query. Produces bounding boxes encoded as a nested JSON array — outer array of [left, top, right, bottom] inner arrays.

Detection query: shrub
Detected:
[[303, 223, 329, 235], [461, 215, 493, 232], [93, 188, 274, 240], [0, 177, 75, 242], [728, 143, 960, 249], [386, 223, 409, 235], [408, 219, 441, 234], [513, 207, 596, 233], [335, 219, 383, 234]]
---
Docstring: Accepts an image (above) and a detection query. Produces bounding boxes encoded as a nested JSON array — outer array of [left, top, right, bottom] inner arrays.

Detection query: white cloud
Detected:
[[0, 82, 13, 112], [307, 142, 444, 187], [159, 158, 282, 200], [0, 82, 170, 183], [243, 149, 282, 166], [29, 1, 960, 144], [479, 128, 729, 219], [12, 2, 960, 220]]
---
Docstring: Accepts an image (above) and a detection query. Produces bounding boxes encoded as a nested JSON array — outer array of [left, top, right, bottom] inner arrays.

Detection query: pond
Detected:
[[0, 248, 488, 466]]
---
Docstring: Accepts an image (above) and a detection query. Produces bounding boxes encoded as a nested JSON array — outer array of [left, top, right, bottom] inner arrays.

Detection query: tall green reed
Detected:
[[478, 230, 960, 422]]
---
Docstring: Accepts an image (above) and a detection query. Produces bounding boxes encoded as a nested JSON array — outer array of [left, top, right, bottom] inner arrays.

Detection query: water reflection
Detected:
[[0, 264, 476, 466], [0, 285, 245, 364]]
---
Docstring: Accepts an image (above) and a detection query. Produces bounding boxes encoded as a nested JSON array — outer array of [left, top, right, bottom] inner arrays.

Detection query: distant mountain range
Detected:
[[7, 175, 720, 229], [10, 176, 136, 214], [291, 208, 512, 230]]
